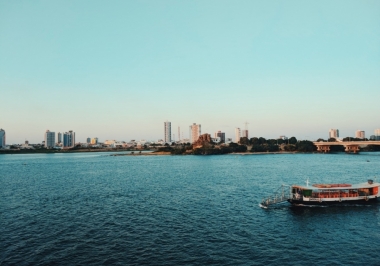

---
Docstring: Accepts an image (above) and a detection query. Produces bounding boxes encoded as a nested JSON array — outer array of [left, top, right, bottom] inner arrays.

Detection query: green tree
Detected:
[[234, 145, 247, 152], [229, 142, 238, 148], [267, 144, 279, 152], [284, 144, 297, 151], [220, 146, 232, 154], [239, 137, 249, 145], [288, 137, 297, 144], [258, 137, 267, 145], [296, 141, 316, 152], [251, 145, 265, 152], [250, 137, 260, 145]]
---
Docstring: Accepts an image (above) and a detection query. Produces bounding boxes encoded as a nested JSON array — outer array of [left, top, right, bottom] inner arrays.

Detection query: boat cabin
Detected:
[[291, 180, 379, 200]]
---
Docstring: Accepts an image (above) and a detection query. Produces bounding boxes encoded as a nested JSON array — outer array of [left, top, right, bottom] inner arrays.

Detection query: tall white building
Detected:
[[355, 130, 365, 139], [189, 123, 201, 143], [235, 128, 241, 143], [375, 129, 380, 136], [164, 121, 171, 143], [329, 129, 339, 139], [44, 130, 55, 148], [0, 128, 5, 148]]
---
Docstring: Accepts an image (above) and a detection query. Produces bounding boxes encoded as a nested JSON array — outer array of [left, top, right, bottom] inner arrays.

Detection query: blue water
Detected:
[[1, 153, 380, 265]]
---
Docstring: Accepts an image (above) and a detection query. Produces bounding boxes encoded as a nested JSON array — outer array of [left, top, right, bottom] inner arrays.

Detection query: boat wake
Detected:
[[292, 204, 328, 208]]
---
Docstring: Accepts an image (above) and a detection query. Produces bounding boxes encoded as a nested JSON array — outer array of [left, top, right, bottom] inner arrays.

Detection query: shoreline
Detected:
[[0, 149, 151, 155], [110, 151, 376, 156], [1, 150, 377, 156]]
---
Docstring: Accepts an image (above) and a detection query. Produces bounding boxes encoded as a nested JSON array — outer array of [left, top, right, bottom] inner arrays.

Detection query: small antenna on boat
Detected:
[[306, 178, 309, 187]]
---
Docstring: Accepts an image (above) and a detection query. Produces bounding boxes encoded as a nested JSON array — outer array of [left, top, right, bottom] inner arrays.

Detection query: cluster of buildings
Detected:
[[329, 129, 380, 140], [43, 130, 76, 149], [163, 121, 246, 145], [1, 126, 380, 150]]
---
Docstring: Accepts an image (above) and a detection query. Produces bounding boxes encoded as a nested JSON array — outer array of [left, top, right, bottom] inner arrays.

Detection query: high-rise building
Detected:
[[189, 123, 201, 143], [329, 129, 339, 139], [242, 130, 249, 139], [235, 128, 241, 143], [375, 129, 380, 140], [164, 121, 171, 143], [87, 137, 91, 144], [355, 130, 365, 139], [215, 131, 225, 143], [0, 128, 5, 148], [91, 137, 98, 144], [63, 130, 75, 148], [57, 132, 62, 143], [44, 130, 55, 148]]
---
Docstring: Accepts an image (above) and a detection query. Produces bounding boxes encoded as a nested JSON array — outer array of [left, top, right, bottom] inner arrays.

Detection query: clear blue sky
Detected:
[[1, 0, 379, 143]]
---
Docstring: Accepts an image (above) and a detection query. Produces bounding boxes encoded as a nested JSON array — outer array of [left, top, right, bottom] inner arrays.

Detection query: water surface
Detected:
[[1, 153, 380, 265]]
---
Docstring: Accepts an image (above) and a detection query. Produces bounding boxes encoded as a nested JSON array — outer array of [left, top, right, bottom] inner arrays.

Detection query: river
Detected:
[[1, 152, 379, 265]]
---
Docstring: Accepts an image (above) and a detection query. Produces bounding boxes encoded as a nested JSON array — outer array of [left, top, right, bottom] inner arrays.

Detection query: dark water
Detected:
[[1, 152, 380, 265]]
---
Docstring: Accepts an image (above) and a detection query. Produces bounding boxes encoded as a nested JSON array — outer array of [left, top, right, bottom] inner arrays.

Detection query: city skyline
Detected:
[[2, 126, 380, 146], [1, 1, 379, 143]]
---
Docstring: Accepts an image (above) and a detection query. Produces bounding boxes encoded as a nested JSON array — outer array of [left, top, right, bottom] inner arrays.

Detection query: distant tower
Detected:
[[0, 128, 5, 148], [91, 137, 98, 144], [44, 130, 55, 148], [57, 132, 62, 144], [215, 130, 226, 143], [87, 137, 91, 144], [242, 121, 249, 139], [235, 128, 241, 143], [178, 126, 180, 142], [189, 123, 201, 143], [375, 129, 380, 140], [241, 130, 248, 139], [164, 121, 171, 143], [63, 130, 75, 148], [329, 129, 339, 139], [355, 130, 365, 139]]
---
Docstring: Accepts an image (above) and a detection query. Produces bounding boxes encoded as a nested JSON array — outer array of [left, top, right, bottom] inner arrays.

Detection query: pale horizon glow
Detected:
[[1, 1, 379, 144]]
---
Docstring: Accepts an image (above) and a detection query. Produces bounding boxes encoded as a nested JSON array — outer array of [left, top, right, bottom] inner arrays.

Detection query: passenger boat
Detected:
[[261, 179, 380, 208], [289, 179, 380, 206]]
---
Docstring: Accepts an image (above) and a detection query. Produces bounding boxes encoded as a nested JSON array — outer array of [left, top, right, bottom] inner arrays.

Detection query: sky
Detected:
[[1, 0, 379, 144]]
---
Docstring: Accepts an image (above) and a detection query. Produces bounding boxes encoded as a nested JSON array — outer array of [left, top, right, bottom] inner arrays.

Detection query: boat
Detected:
[[261, 179, 380, 207]]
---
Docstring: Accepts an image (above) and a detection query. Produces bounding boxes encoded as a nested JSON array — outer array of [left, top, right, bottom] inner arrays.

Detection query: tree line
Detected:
[[240, 137, 316, 153], [155, 136, 317, 154]]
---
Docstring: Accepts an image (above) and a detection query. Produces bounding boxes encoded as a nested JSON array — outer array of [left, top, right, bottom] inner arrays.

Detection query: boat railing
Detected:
[[261, 185, 291, 207]]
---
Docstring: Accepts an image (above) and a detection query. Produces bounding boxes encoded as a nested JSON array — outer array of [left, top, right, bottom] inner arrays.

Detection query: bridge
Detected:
[[313, 141, 380, 153]]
